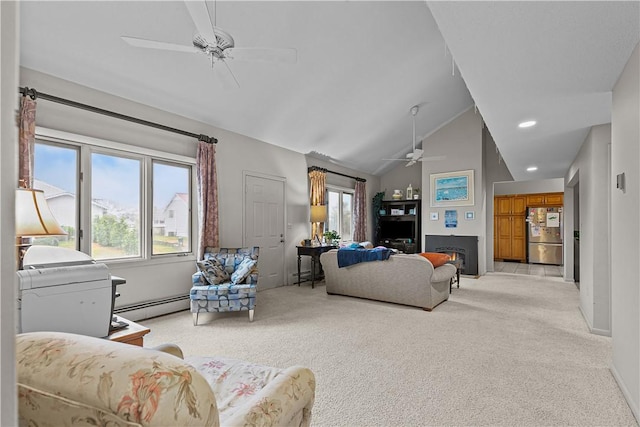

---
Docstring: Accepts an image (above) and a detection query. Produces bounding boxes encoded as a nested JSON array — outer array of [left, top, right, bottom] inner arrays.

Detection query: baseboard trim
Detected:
[[578, 304, 593, 331], [590, 327, 611, 337], [610, 363, 639, 423]]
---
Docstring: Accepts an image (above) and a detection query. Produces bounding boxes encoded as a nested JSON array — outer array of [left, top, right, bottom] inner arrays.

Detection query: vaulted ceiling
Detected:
[[19, 1, 639, 180]]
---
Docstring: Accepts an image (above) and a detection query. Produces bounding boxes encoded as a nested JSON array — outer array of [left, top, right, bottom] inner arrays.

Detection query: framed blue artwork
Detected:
[[444, 210, 458, 228], [430, 169, 474, 207]]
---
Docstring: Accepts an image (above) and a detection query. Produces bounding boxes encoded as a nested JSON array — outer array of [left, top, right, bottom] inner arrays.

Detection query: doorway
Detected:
[[244, 173, 285, 290]]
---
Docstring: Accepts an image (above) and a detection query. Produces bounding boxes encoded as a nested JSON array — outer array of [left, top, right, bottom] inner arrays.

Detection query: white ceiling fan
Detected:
[[383, 105, 446, 167], [121, 1, 297, 87]]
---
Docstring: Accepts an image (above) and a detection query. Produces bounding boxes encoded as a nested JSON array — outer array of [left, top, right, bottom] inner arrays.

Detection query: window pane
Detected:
[[152, 162, 190, 255], [327, 191, 340, 235], [32, 142, 79, 249], [342, 193, 353, 241], [91, 153, 141, 259]]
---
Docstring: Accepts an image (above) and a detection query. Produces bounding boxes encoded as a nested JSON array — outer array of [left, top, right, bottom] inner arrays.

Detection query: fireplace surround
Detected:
[[424, 235, 478, 276]]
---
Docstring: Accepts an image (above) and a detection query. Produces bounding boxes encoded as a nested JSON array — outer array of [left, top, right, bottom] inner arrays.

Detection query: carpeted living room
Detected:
[[3, 1, 640, 426], [143, 274, 636, 426]]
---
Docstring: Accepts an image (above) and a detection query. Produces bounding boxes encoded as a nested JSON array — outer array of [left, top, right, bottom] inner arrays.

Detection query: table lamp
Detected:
[[310, 204, 327, 242], [16, 188, 67, 268]]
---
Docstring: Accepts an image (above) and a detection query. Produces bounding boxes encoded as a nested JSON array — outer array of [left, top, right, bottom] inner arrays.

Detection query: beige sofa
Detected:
[[17, 331, 315, 427], [321, 249, 457, 311]]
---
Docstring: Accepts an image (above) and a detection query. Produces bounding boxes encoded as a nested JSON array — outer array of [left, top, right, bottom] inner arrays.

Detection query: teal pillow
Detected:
[[196, 258, 230, 285], [230, 257, 257, 284]]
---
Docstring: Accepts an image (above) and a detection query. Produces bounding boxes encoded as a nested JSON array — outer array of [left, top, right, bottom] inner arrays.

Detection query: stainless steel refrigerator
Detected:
[[527, 207, 563, 265]]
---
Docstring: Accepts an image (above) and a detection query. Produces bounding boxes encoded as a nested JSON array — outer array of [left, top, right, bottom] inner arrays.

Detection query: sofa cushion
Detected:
[[196, 258, 231, 285], [231, 257, 257, 284], [419, 252, 451, 268]]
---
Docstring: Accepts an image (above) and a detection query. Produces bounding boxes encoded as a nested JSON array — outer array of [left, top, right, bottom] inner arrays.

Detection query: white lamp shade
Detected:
[[310, 205, 327, 223], [16, 188, 67, 237]]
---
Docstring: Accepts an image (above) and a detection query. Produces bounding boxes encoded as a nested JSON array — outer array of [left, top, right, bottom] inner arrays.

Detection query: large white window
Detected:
[[326, 186, 354, 242], [33, 130, 195, 262]]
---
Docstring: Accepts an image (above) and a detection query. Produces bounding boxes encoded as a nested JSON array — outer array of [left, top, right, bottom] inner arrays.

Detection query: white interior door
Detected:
[[244, 174, 285, 290]]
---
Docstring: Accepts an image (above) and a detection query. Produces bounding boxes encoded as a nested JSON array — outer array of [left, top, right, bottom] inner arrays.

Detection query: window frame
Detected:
[[326, 184, 355, 243], [33, 139, 81, 251], [35, 127, 197, 266]]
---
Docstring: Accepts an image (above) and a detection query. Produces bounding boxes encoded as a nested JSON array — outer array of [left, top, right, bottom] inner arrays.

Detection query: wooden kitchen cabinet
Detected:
[[494, 195, 527, 262], [496, 215, 526, 261], [525, 192, 563, 206], [496, 196, 526, 215]]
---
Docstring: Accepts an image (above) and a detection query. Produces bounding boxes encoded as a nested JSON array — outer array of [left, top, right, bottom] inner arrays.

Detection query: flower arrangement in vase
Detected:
[[323, 230, 341, 246]]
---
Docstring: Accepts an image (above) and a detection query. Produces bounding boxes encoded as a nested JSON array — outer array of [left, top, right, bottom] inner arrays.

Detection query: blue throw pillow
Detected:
[[230, 257, 257, 284]]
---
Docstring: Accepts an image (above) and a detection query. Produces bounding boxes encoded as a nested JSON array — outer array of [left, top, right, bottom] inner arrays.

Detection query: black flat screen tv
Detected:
[[379, 220, 414, 240]]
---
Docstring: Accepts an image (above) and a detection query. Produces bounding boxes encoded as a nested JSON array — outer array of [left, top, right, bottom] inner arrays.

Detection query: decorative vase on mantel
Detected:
[[392, 190, 403, 200]]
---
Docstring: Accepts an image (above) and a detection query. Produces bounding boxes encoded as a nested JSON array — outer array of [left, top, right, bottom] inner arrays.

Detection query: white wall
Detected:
[[611, 41, 640, 420], [484, 128, 513, 271], [379, 160, 422, 201], [421, 107, 487, 274], [565, 124, 611, 336], [1, 2, 19, 424], [20, 68, 313, 319], [494, 178, 564, 195]]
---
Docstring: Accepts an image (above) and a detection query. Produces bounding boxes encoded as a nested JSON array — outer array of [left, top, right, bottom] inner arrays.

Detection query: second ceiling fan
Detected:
[[121, 1, 297, 87], [383, 105, 446, 167]]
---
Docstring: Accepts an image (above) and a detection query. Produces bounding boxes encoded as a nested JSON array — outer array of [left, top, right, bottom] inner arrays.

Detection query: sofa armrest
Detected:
[[221, 365, 316, 427], [17, 332, 219, 427], [431, 263, 457, 283], [151, 343, 184, 359]]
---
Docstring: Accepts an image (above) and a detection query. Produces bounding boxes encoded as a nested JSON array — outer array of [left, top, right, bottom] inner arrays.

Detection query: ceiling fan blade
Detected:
[[418, 155, 447, 162], [405, 160, 417, 167], [220, 59, 240, 88], [121, 36, 198, 53], [184, 1, 217, 46], [225, 47, 297, 63], [382, 158, 410, 161]]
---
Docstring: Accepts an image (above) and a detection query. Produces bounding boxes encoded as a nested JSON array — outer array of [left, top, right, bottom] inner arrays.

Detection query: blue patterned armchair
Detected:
[[191, 247, 259, 325]]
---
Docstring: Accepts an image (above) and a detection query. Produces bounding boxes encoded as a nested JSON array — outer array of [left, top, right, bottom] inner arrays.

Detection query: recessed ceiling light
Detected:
[[527, 166, 538, 172], [518, 120, 537, 128]]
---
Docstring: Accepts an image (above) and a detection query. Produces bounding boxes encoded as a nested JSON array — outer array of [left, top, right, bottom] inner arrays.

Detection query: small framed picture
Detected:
[[465, 211, 475, 220], [430, 212, 439, 221]]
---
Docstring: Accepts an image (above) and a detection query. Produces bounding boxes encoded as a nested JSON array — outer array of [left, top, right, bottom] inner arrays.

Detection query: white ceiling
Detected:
[[19, 1, 639, 179]]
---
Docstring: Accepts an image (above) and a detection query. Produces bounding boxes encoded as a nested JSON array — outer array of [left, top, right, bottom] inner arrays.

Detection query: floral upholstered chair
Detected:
[[17, 331, 316, 427], [191, 247, 259, 325]]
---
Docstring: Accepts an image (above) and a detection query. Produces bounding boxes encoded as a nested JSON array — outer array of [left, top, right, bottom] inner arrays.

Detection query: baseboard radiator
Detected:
[[114, 294, 190, 320]]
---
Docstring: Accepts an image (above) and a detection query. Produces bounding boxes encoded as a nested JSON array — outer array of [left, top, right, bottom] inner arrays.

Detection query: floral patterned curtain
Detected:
[[308, 168, 326, 239], [19, 95, 37, 188], [353, 180, 367, 242], [196, 141, 219, 259]]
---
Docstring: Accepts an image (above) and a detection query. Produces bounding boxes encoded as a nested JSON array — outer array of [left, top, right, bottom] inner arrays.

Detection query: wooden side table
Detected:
[[297, 245, 337, 288], [106, 316, 150, 347]]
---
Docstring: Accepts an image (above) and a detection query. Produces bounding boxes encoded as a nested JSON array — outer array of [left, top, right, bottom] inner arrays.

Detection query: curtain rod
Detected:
[[19, 86, 217, 144], [308, 166, 366, 182]]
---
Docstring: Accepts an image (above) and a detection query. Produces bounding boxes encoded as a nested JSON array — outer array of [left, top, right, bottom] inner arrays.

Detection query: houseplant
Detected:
[[323, 230, 341, 245]]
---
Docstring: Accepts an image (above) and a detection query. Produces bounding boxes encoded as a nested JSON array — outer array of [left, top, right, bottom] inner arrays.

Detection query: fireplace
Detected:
[[424, 235, 478, 276]]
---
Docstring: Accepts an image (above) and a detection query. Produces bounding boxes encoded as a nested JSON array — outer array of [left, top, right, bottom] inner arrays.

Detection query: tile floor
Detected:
[[493, 261, 563, 278]]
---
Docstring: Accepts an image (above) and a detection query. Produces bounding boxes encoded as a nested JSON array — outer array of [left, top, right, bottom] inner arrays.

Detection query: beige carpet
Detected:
[[143, 273, 637, 426]]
